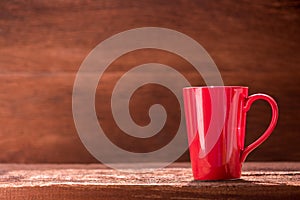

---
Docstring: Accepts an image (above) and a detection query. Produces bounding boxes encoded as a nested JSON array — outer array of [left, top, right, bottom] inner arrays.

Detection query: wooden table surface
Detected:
[[0, 162, 299, 199]]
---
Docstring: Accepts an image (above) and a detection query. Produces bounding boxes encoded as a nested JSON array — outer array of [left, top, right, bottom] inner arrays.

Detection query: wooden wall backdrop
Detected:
[[0, 0, 299, 163]]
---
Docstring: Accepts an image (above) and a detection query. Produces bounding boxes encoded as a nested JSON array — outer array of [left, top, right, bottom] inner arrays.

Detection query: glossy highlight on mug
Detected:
[[183, 86, 278, 180]]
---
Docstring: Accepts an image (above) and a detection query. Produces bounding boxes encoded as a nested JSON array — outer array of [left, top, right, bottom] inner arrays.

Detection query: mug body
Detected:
[[183, 86, 248, 180]]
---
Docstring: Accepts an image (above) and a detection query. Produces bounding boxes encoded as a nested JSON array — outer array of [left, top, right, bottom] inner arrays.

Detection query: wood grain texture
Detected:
[[0, 0, 299, 163], [0, 162, 299, 199]]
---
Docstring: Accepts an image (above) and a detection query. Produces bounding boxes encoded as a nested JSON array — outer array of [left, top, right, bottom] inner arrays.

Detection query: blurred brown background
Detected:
[[0, 0, 299, 163]]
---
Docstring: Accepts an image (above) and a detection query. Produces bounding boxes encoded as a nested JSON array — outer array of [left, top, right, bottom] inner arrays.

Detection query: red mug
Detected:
[[183, 86, 278, 180]]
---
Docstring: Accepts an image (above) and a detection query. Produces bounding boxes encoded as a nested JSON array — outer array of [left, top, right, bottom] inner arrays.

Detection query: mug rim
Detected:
[[183, 86, 248, 90]]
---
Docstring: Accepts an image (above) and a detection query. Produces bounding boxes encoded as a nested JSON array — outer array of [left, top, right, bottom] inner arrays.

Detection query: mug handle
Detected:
[[240, 93, 279, 162]]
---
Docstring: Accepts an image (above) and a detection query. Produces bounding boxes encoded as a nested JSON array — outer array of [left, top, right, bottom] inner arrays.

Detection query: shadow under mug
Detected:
[[183, 86, 278, 180]]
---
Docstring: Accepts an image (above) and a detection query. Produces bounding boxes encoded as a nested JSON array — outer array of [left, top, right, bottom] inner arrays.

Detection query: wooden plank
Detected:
[[0, 162, 299, 199], [0, 0, 299, 163], [0, 73, 298, 163]]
